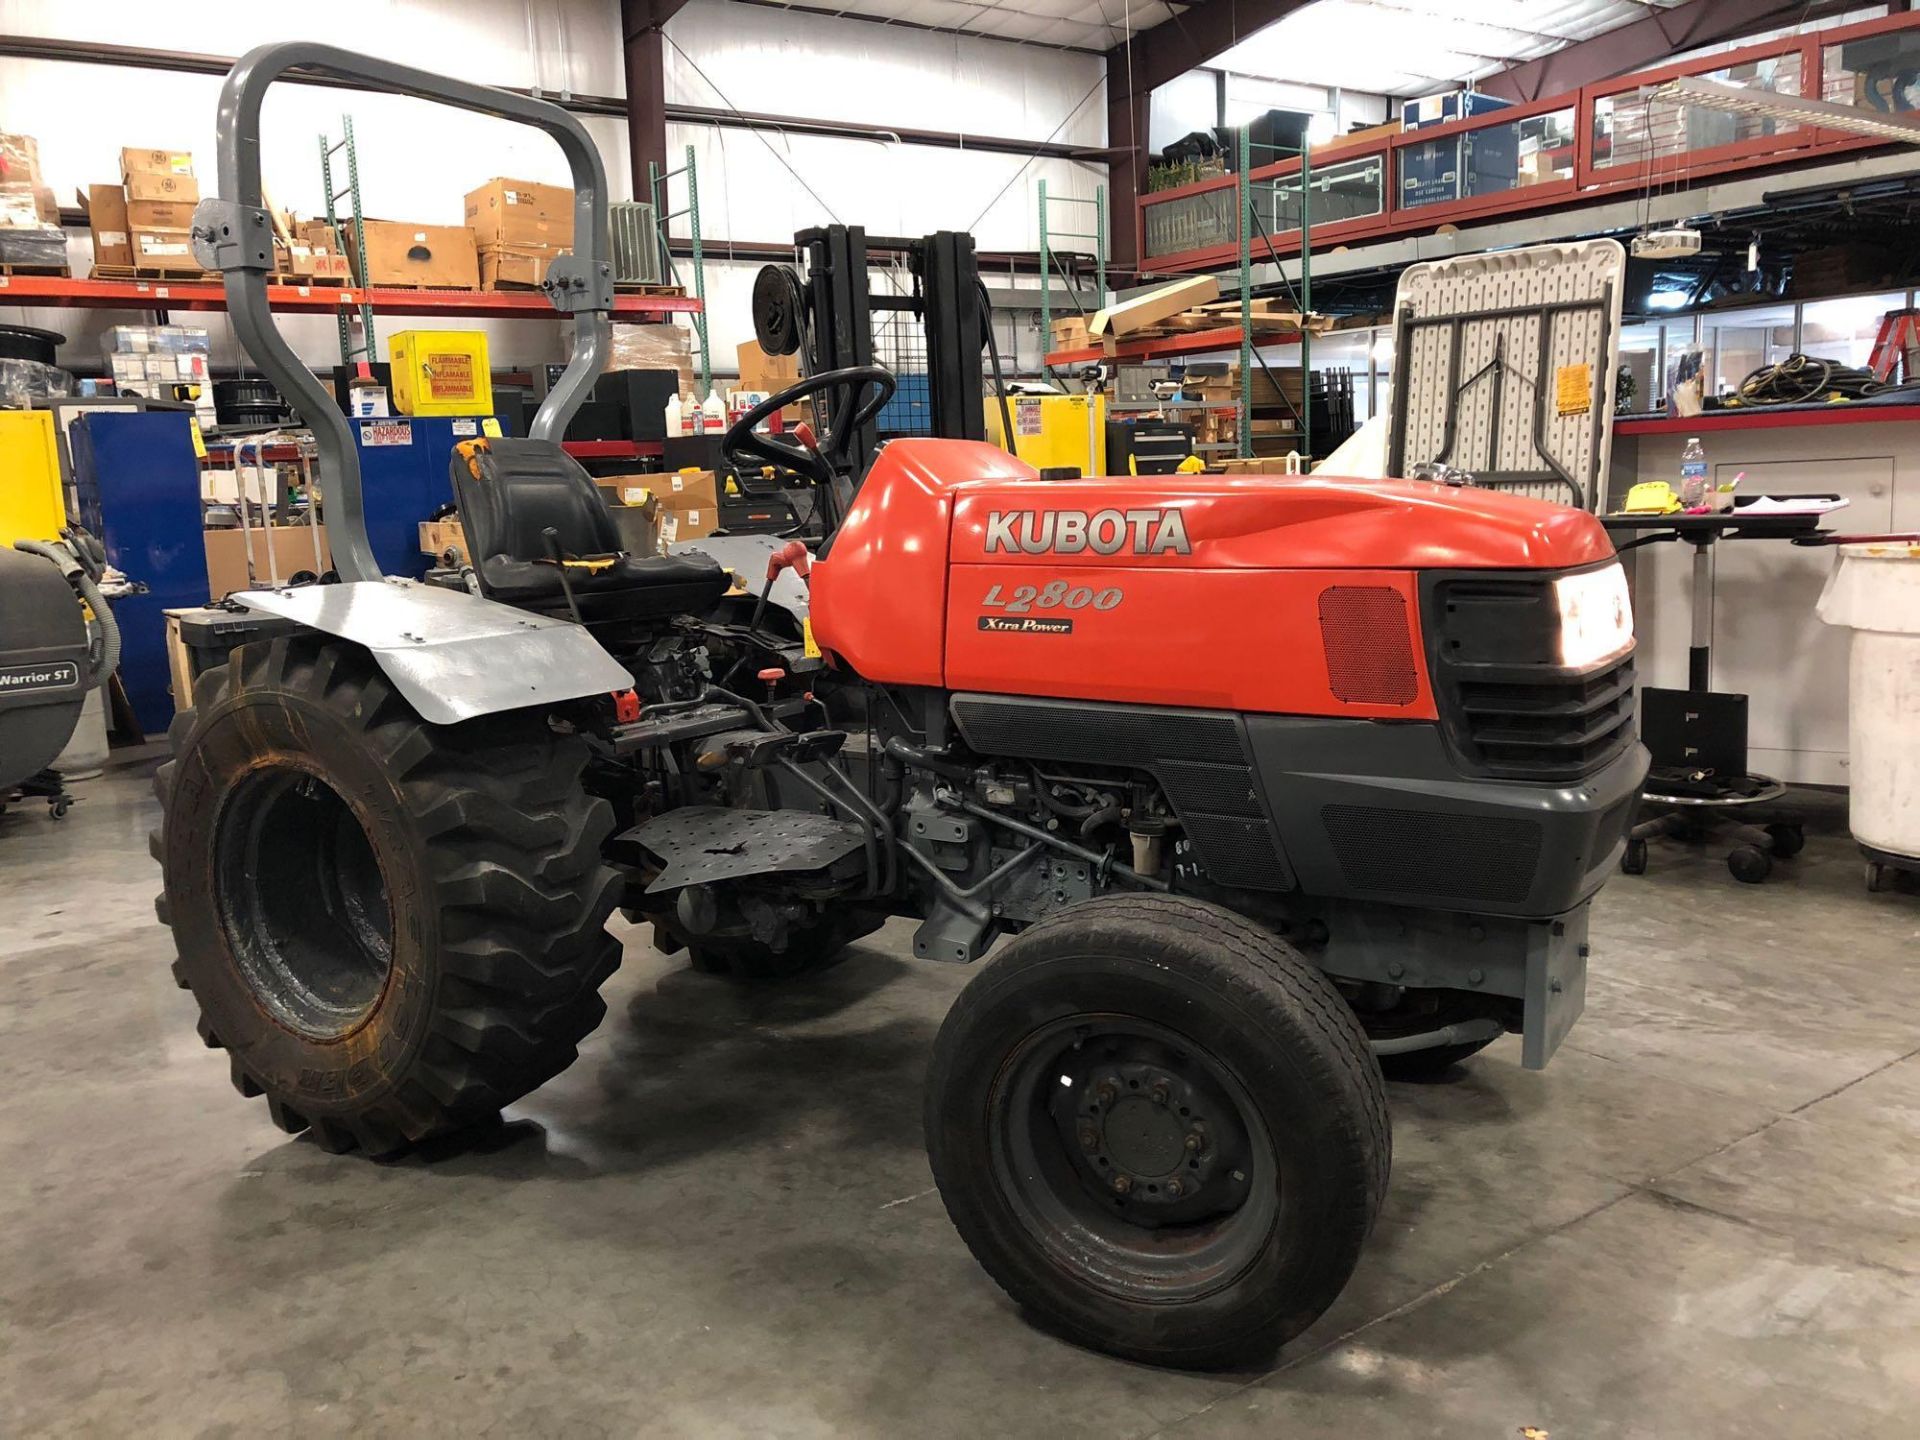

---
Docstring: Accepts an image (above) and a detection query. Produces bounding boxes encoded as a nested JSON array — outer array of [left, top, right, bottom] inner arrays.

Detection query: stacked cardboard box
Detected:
[[117, 147, 204, 275], [102, 324, 216, 427], [0, 133, 67, 271], [309, 218, 478, 288], [655, 468, 719, 544], [273, 226, 353, 283], [466, 179, 573, 290], [737, 340, 804, 424]]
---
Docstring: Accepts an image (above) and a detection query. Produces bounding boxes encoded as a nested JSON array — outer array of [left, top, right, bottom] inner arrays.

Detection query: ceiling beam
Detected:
[[1108, 0, 1319, 102], [623, 1, 693, 204], [1475, 0, 1843, 103], [1104, 2, 1319, 276]]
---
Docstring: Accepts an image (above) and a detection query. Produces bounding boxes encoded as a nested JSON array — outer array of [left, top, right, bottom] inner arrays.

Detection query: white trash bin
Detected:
[[1816, 541, 1920, 891]]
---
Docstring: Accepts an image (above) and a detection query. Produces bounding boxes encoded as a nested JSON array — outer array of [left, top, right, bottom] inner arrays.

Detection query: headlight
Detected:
[[1553, 563, 1633, 670]]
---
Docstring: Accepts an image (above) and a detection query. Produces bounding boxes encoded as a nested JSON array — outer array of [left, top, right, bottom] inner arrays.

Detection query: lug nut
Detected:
[[1110, 1174, 1132, 1196], [1166, 1178, 1185, 1198], [1094, 1083, 1117, 1108], [1150, 1082, 1171, 1106], [1077, 1124, 1100, 1151], [1185, 1127, 1207, 1154]]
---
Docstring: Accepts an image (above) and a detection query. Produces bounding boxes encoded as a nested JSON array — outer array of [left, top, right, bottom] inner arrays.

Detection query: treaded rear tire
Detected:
[[924, 894, 1389, 1369], [152, 637, 622, 1156]]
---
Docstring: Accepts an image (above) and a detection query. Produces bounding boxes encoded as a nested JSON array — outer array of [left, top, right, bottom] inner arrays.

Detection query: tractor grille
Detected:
[[1423, 569, 1639, 783]]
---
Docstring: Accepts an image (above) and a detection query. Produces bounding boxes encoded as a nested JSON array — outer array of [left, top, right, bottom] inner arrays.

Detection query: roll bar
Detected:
[[191, 43, 616, 583]]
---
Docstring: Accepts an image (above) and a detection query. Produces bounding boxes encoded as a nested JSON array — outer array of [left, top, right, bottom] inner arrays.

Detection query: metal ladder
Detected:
[[319, 116, 377, 368], [1868, 307, 1919, 384], [648, 145, 711, 398]]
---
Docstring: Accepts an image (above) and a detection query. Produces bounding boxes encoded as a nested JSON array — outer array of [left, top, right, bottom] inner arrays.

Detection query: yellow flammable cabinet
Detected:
[[983, 392, 1107, 476], [0, 410, 66, 544], [387, 330, 493, 417]]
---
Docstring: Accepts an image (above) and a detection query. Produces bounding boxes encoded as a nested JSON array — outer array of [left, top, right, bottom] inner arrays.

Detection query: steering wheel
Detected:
[[720, 365, 896, 491]]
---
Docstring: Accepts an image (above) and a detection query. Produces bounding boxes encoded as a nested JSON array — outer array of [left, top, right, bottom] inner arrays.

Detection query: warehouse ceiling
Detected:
[[746, 0, 1189, 51], [1215, 0, 1693, 96], [746, 0, 1696, 85]]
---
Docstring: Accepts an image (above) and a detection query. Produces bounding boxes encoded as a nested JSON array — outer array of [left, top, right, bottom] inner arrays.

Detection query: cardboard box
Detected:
[[123, 171, 199, 204], [1, 133, 42, 185], [478, 245, 554, 290], [203, 525, 332, 599], [131, 229, 202, 271], [88, 183, 132, 268], [0, 183, 50, 229], [658, 467, 719, 512], [657, 468, 720, 545], [126, 198, 196, 231], [1089, 274, 1220, 340], [595, 483, 662, 557], [120, 147, 194, 180], [418, 519, 470, 567], [657, 503, 717, 545], [1049, 315, 1091, 353], [736, 340, 804, 420], [464, 178, 574, 250], [356, 221, 479, 288]]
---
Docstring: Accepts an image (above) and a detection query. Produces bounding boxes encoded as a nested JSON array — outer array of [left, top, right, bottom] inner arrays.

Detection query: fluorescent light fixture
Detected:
[[1554, 563, 1634, 671], [1631, 228, 1703, 259], [1652, 76, 1920, 148]]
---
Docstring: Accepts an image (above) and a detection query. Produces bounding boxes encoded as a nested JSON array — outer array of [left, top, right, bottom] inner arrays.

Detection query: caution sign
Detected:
[[426, 352, 477, 401], [362, 421, 414, 447], [1015, 397, 1044, 437], [1555, 362, 1592, 417]]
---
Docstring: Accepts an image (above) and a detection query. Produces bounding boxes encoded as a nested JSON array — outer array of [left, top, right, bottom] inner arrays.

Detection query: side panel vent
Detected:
[[1318, 586, 1418, 706]]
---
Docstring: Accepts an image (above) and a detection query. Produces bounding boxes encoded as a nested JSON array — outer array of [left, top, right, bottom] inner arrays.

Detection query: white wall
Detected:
[[1, 0, 1110, 375], [661, 2, 1107, 253], [1612, 421, 1920, 787]]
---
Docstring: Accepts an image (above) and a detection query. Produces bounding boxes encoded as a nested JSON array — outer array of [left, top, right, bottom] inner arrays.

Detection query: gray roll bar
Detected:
[[191, 42, 616, 583]]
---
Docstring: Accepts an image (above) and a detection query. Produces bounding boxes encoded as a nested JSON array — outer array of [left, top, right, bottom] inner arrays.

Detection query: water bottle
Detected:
[[1679, 436, 1709, 511]]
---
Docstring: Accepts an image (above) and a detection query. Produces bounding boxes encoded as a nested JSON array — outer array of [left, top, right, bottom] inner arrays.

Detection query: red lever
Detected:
[[765, 539, 812, 583], [757, 667, 785, 683], [792, 421, 820, 454]]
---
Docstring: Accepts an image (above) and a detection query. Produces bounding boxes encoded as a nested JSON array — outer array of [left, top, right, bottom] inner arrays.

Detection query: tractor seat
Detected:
[[450, 437, 730, 620]]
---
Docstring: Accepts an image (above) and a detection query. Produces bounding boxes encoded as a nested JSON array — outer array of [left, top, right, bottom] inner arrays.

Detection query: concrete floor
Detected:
[[3, 753, 1917, 1439]]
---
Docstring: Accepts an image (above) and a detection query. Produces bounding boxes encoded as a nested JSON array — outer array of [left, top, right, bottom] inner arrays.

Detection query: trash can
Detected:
[[1817, 541, 1920, 890]]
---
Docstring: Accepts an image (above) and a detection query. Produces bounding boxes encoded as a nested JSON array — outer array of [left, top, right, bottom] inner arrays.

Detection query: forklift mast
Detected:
[[773, 226, 986, 477]]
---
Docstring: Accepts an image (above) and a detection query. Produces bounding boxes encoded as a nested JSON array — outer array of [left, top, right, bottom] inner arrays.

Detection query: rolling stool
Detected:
[[1603, 505, 1827, 885]]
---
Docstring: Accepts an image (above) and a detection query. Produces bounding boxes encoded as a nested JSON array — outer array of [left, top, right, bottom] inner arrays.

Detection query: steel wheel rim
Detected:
[[214, 764, 394, 1040], [987, 1014, 1279, 1304]]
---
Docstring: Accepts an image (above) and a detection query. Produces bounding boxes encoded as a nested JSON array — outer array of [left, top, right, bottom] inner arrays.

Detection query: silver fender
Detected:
[[231, 579, 631, 725]]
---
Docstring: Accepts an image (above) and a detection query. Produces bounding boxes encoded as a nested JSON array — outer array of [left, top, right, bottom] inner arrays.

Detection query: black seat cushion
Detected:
[[450, 438, 730, 618]]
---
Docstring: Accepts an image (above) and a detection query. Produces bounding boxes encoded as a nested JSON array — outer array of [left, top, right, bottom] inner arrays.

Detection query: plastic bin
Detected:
[[1816, 542, 1920, 882]]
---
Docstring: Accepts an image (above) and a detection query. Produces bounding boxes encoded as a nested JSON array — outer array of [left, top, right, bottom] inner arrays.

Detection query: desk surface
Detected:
[[1601, 509, 1829, 542]]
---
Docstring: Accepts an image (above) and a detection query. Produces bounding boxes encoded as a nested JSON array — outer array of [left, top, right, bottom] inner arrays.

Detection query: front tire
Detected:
[[153, 637, 622, 1156], [924, 895, 1389, 1369]]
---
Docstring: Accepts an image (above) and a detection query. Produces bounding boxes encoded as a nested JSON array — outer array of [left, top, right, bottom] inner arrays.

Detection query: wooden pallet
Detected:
[[91, 263, 218, 283], [267, 271, 349, 288], [361, 279, 483, 291], [612, 281, 686, 297], [0, 260, 72, 278]]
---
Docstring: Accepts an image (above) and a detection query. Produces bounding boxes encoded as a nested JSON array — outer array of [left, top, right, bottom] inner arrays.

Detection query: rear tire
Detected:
[[152, 637, 622, 1156], [924, 895, 1389, 1369]]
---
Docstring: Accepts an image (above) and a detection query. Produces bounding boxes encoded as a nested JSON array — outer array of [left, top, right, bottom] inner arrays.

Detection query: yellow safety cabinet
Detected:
[[0, 410, 65, 544], [388, 330, 493, 417], [983, 392, 1106, 476]]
